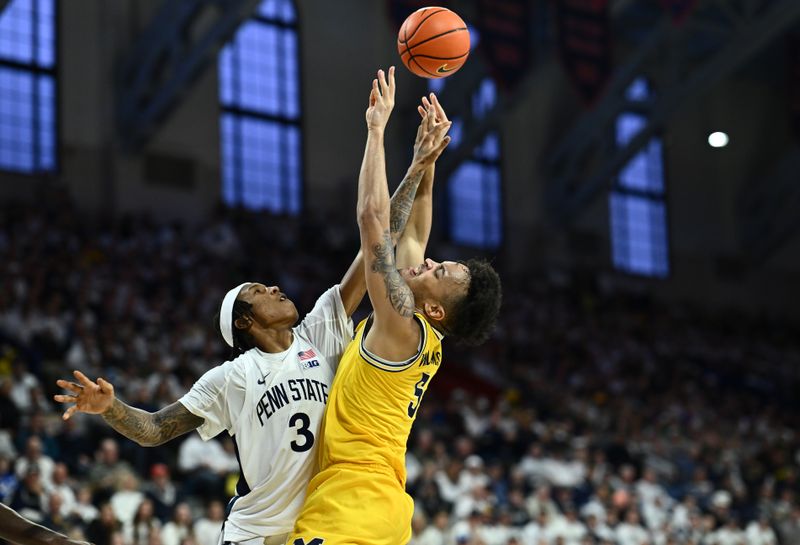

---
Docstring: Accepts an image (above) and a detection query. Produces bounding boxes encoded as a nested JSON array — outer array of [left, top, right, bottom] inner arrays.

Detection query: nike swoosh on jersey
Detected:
[[257, 373, 270, 385]]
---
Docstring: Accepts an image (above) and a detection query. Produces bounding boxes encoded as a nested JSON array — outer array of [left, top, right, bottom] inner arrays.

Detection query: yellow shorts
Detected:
[[287, 464, 413, 545]]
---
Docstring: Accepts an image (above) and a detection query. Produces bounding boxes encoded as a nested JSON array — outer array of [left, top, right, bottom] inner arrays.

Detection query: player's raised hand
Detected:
[[54, 370, 116, 420], [411, 94, 451, 169], [418, 92, 450, 125], [366, 67, 396, 132]]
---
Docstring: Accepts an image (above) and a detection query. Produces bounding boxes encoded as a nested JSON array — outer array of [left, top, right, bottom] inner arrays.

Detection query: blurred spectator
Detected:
[[525, 486, 560, 521], [16, 411, 61, 459], [177, 434, 237, 502], [549, 508, 587, 544], [0, 453, 18, 503], [160, 503, 193, 545], [414, 510, 450, 545], [86, 503, 122, 545], [9, 360, 41, 413], [53, 417, 91, 474], [434, 459, 464, 504], [615, 509, 649, 545], [41, 491, 69, 534], [126, 498, 161, 545], [10, 465, 47, 522], [110, 473, 145, 527], [50, 462, 77, 518], [745, 516, 777, 545], [192, 501, 224, 545], [88, 438, 134, 501], [144, 463, 179, 523], [72, 486, 100, 525], [778, 506, 800, 543], [15, 436, 55, 488]]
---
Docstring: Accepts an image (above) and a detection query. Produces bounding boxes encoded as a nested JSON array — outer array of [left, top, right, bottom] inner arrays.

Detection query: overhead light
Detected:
[[708, 131, 729, 148]]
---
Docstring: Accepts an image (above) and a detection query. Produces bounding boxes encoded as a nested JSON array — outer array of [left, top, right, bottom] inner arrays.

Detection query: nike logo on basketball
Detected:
[[437, 64, 456, 73]]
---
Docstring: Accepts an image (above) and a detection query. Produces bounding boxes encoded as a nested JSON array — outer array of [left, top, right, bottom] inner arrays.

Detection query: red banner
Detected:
[[659, 0, 699, 25], [476, 0, 532, 91], [555, 0, 612, 105]]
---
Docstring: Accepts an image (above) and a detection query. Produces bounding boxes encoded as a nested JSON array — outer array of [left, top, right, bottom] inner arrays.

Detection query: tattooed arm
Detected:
[[358, 68, 419, 360], [341, 88, 450, 316], [397, 94, 450, 268], [357, 69, 450, 361], [55, 371, 203, 447], [338, 168, 425, 317], [101, 400, 203, 447]]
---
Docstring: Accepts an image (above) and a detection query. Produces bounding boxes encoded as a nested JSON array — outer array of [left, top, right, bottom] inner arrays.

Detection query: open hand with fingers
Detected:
[[54, 370, 116, 420], [411, 93, 452, 170], [366, 67, 396, 132]]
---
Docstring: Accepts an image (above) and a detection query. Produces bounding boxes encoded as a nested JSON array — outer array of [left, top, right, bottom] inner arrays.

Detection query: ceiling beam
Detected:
[[545, 0, 800, 223], [116, 0, 263, 151]]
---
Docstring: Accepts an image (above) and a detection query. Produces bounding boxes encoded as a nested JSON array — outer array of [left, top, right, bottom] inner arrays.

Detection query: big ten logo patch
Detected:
[[301, 359, 320, 370], [298, 349, 320, 370]]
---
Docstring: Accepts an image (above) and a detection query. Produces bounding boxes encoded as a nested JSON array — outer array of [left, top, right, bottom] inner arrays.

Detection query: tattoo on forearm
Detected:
[[371, 230, 415, 317], [389, 170, 424, 242], [102, 399, 202, 447]]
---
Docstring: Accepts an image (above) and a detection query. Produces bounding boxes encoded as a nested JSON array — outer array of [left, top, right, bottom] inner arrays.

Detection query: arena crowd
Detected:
[[0, 192, 798, 545]]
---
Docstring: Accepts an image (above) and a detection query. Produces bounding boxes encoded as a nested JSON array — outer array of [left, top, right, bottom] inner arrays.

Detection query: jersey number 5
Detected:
[[407, 372, 431, 418], [289, 412, 314, 452]]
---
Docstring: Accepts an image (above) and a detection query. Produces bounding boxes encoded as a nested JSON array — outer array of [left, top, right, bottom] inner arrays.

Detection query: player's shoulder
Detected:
[[301, 284, 344, 322], [206, 350, 256, 382]]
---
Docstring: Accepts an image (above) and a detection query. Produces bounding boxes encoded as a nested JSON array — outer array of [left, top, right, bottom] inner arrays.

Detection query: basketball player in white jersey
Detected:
[[53, 92, 452, 545]]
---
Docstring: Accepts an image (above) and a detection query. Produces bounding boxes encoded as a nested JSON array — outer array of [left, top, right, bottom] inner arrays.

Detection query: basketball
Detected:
[[397, 7, 470, 79]]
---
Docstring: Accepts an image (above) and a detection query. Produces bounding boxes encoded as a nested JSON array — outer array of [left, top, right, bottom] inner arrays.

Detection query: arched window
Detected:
[[429, 28, 503, 249], [219, 0, 301, 213], [446, 78, 502, 249], [609, 78, 669, 277], [0, 0, 57, 173]]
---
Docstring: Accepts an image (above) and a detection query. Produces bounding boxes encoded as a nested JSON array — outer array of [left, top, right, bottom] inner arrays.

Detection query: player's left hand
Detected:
[[366, 67, 396, 132]]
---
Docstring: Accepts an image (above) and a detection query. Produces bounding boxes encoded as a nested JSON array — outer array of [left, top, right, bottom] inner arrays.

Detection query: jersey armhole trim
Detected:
[[359, 314, 427, 373]]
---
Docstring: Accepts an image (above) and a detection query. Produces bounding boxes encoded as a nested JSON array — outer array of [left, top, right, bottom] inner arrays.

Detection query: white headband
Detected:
[[220, 283, 250, 348]]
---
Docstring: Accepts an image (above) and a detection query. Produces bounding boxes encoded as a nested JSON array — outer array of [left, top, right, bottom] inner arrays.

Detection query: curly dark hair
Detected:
[[441, 258, 502, 346], [213, 299, 257, 357]]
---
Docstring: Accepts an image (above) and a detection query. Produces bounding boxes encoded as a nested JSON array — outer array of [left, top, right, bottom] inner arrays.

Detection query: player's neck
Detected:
[[253, 329, 294, 353]]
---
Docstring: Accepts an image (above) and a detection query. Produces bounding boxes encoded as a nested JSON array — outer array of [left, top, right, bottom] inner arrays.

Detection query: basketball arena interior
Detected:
[[0, 0, 799, 544]]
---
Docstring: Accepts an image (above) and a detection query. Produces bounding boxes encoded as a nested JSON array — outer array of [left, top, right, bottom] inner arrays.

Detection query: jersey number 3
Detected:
[[289, 412, 314, 452], [407, 372, 431, 418]]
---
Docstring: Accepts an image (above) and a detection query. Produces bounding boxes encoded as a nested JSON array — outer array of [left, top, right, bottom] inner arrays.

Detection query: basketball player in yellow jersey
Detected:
[[288, 67, 502, 545]]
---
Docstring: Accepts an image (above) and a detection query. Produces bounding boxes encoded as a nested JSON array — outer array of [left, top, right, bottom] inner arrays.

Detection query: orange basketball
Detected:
[[397, 7, 470, 79]]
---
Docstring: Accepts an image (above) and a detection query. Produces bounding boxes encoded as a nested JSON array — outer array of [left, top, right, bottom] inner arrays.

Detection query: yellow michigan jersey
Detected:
[[288, 312, 444, 545]]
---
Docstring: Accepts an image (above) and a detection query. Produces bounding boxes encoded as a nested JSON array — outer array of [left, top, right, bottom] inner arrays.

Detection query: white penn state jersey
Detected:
[[179, 285, 353, 540]]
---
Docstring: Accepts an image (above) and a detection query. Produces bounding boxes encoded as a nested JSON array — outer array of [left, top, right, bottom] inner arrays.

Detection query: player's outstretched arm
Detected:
[[396, 93, 450, 268], [357, 68, 450, 360], [358, 67, 418, 358], [340, 79, 449, 318], [0, 502, 93, 545], [54, 370, 203, 447]]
